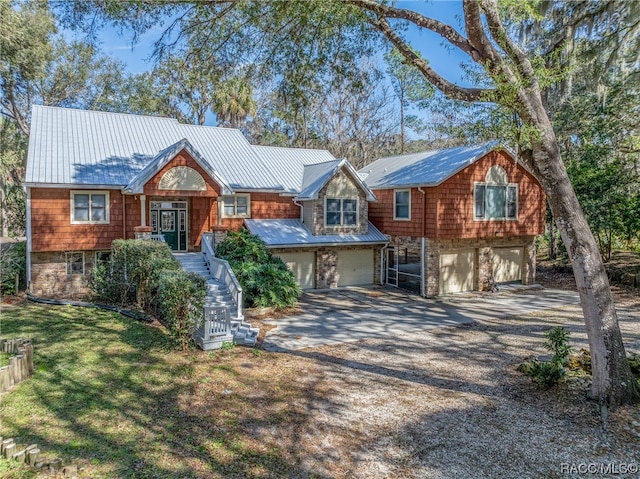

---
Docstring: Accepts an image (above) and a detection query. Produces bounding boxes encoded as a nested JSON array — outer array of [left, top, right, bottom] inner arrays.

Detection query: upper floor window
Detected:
[[326, 198, 358, 226], [71, 191, 109, 224], [474, 184, 517, 219], [474, 165, 517, 220], [221, 194, 250, 218], [394, 189, 411, 220]]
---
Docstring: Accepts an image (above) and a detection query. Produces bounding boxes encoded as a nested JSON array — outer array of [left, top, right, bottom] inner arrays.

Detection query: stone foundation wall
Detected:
[[30, 252, 92, 299]]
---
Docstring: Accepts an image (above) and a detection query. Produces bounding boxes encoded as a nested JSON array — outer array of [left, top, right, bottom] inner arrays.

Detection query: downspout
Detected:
[[25, 186, 32, 289], [418, 187, 426, 297], [122, 193, 126, 238], [380, 245, 387, 286], [293, 200, 303, 221]]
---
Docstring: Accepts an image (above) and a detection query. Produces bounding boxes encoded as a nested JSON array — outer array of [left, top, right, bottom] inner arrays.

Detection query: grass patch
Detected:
[[0, 352, 10, 367], [0, 302, 322, 478]]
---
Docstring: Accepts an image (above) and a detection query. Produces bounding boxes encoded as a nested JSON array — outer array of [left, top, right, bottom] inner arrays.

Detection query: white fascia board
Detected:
[[22, 183, 123, 189]]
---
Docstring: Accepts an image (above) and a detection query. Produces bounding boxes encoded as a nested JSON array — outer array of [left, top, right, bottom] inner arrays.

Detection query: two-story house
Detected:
[[361, 143, 546, 296], [24, 106, 545, 299], [24, 106, 386, 298]]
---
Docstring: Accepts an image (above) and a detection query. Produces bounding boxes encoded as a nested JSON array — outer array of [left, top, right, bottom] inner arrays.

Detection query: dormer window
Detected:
[[326, 198, 358, 226]]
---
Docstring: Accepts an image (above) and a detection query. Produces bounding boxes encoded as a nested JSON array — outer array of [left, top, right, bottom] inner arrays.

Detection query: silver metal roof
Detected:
[[359, 141, 506, 189], [251, 145, 337, 194], [297, 159, 377, 201], [25, 106, 280, 190], [124, 138, 232, 194], [245, 219, 388, 247]]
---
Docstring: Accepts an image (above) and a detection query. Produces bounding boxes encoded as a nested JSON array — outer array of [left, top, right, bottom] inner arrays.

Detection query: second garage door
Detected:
[[492, 247, 523, 283], [276, 251, 316, 290], [439, 249, 475, 294], [337, 249, 374, 286]]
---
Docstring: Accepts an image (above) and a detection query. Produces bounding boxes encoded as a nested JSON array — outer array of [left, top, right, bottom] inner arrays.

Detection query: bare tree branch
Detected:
[[370, 16, 493, 102]]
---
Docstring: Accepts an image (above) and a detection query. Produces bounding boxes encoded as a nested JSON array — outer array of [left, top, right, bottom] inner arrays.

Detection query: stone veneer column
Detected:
[[423, 238, 440, 297], [211, 226, 229, 248], [133, 225, 153, 239], [477, 246, 493, 291], [316, 248, 338, 288], [523, 237, 536, 285]]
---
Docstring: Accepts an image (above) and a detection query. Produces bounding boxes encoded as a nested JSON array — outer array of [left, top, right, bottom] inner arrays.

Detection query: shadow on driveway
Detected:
[[262, 286, 579, 351]]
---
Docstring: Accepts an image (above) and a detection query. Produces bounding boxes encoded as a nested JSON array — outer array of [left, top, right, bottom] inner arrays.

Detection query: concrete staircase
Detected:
[[173, 253, 259, 347]]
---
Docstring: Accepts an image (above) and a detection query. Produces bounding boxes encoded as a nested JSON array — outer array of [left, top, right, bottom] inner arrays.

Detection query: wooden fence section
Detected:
[[0, 338, 34, 393], [0, 436, 77, 478]]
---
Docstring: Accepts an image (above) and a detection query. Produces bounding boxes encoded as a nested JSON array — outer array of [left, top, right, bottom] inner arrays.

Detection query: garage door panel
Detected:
[[277, 252, 315, 290], [337, 250, 374, 286], [492, 248, 523, 283], [439, 249, 475, 294]]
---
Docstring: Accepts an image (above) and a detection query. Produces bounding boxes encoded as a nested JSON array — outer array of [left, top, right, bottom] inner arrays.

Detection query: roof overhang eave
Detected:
[[23, 182, 126, 189], [264, 240, 388, 249]]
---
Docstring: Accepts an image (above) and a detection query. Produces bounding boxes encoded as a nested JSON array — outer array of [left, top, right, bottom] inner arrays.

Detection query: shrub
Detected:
[[216, 229, 301, 309], [519, 326, 573, 388], [155, 270, 206, 351], [0, 241, 26, 295], [89, 239, 179, 307]]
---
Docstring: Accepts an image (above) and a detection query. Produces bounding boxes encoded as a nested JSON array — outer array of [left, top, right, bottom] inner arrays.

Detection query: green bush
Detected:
[[89, 239, 179, 307], [519, 326, 573, 388], [216, 229, 301, 309], [0, 241, 26, 295], [155, 270, 206, 351], [89, 239, 209, 350]]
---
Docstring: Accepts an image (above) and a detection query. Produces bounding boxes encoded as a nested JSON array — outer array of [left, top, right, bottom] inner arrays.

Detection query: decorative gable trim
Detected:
[[123, 138, 232, 195], [296, 159, 377, 202], [159, 166, 207, 191]]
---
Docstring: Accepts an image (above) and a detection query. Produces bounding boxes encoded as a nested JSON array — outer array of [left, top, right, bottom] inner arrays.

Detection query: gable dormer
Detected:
[[296, 159, 376, 236]]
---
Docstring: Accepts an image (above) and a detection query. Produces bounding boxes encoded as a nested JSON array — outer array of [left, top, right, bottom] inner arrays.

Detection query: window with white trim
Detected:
[[325, 198, 358, 226], [71, 191, 109, 224], [221, 195, 250, 218], [474, 184, 518, 220], [66, 252, 85, 275], [394, 189, 411, 220]]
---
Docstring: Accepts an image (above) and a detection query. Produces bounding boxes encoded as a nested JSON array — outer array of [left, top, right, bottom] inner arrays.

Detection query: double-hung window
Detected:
[[394, 189, 410, 220], [221, 195, 250, 218], [71, 191, 109, 224], [474, 184, 518, 220], [326, 198, 358, 226]]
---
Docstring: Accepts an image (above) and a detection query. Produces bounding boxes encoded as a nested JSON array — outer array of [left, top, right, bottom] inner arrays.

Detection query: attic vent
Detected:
[[159, 166, 206, 191]]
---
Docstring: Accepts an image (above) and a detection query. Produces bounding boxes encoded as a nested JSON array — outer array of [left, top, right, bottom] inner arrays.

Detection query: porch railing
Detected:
[[150, 234, 165, 242], [201, 232, 243, 320], [194, 306, 233, 350]]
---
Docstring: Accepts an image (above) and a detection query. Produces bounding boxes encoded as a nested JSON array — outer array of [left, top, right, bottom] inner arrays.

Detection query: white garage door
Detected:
[[276, 252, 316, 290], [337, 249, 374, 286], [439, 249, 475, 294], [492, 247, 523, 283]]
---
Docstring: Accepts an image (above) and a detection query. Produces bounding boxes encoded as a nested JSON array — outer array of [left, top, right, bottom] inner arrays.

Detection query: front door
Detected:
[[160, 210, 178, 250], [151, 201, 188, 251]]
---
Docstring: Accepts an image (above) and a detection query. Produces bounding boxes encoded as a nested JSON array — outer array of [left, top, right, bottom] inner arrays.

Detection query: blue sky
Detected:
[[86, 1, 471, 127]]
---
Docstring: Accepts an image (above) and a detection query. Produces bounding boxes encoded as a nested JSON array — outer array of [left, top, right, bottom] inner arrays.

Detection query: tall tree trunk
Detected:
[[549, 218, 557, 260], [521, 121, 638, 407]]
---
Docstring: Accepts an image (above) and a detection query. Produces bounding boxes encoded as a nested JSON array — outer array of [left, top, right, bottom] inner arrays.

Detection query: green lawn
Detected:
[[0, 301, 315, 478]]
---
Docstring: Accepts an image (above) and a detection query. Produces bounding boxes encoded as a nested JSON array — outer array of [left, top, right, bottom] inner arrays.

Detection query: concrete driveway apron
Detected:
[[261, 286, 579, 351]]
